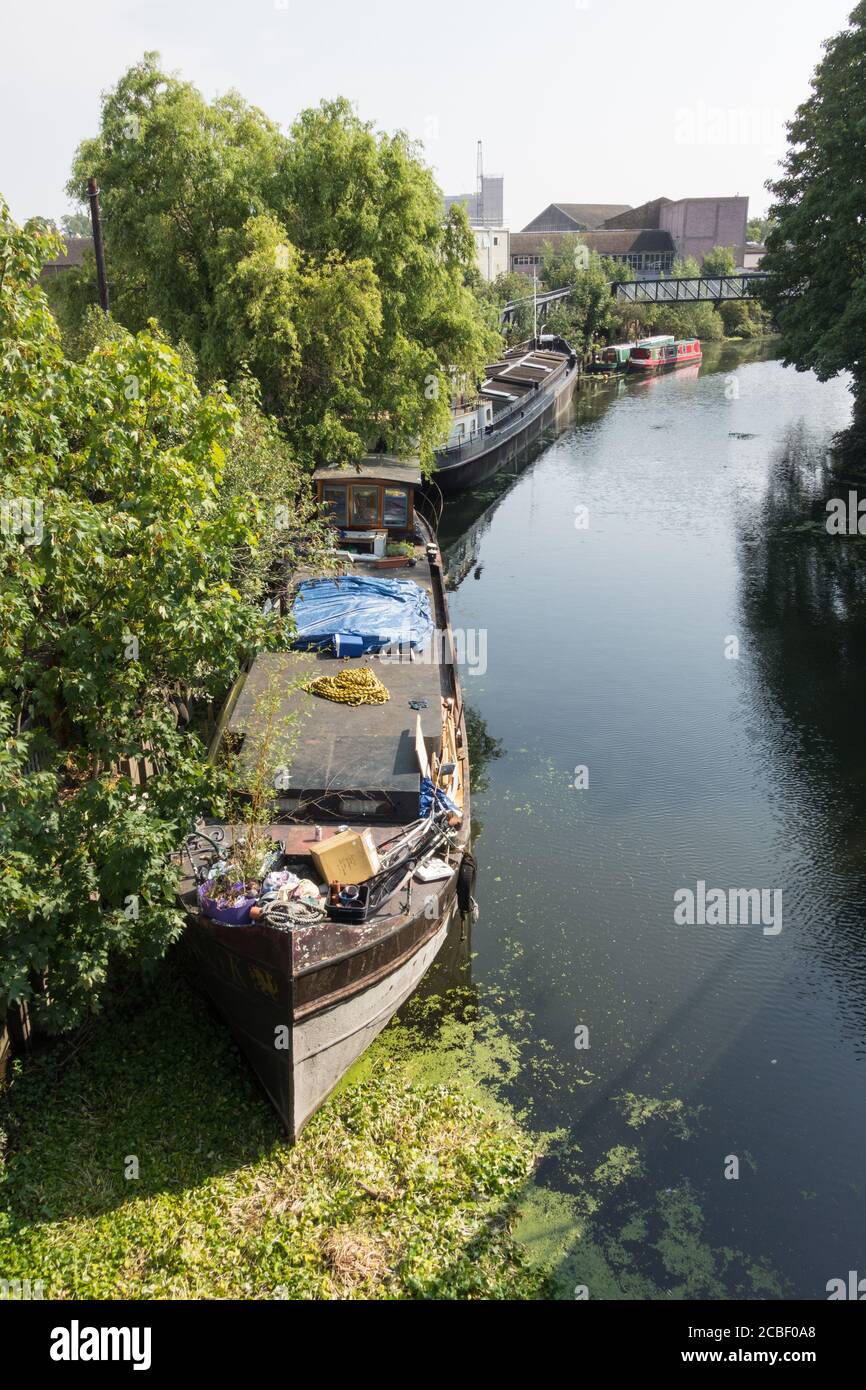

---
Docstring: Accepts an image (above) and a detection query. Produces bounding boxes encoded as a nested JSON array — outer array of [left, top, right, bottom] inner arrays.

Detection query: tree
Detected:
[[67, 59, 497, 467], [67, 54, 286, 342], [702, 246, 737, 276], [540, 234, 585, 291], [670, 255, 702, 280], [60, 211, 93, 237], [758, 1, 866, 461], [542, 253, 623, 355], [209, 212, 384, 465], [479, 271, 533, 309], [276, 98, 497, 461], [0, 204, 293, 1030], [652, 301, 725, 342], [218, 372, 336, 604], [746, 215, 777, 244]]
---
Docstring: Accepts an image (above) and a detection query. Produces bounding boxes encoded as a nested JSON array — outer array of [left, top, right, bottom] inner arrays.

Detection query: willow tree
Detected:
[[66, 58, 497, 466], [758, 2, 866, 463]]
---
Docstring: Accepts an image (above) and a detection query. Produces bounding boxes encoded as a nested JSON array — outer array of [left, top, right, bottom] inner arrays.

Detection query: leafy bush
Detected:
[[0, 204, 291, 1030]]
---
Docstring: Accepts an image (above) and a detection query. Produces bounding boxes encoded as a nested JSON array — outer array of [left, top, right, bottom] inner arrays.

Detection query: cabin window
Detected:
[[321, 484, 347, 525], [383, 487, 409, 527], [350, 485, 379, 526]]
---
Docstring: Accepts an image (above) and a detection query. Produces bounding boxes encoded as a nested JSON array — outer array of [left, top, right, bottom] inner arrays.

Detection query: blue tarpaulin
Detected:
[[419, 776, 461, 819], [291, 575, 433, 653]]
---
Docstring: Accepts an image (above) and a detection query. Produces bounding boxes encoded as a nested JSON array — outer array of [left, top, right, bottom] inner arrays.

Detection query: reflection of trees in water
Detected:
[[464, 705, 504, 798], [737, 426, 866, 981], [739, 428, 866, 750]]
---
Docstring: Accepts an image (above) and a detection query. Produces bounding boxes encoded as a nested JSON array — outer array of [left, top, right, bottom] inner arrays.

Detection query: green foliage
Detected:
[[211, 213, 383, 465], [746, 216, 777, 244], [477, 270, 530, 309], [60, 210, 93, 237], [541, 253, 622, 354], [0, 204, 289, 1030], [67, 54, 286, 341], [41, 247, 102, 340], [67, 59, 497, 467], [720, 297, 772, 339], [277, 98, 497, 462], [671, 255, 701, 279], [651, 301, 726, 342], [758, 1, 866, 397], [540, 234, 585, 291], [701, 245, 736, 276], [219, 373, 334, 603]]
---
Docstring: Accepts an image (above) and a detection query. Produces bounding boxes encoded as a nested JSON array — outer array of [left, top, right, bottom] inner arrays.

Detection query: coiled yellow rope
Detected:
[[305, 666, 390, 706]]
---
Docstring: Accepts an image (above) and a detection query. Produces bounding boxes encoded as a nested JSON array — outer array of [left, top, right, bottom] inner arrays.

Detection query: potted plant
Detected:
[[377, 540, 416, 569]]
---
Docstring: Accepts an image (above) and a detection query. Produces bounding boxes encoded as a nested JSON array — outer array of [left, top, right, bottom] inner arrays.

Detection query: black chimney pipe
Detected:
[[87, 176, 109, 313]]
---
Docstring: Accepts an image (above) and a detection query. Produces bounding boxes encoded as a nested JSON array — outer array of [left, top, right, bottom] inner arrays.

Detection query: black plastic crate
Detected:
[[326, 882, 371, 924]]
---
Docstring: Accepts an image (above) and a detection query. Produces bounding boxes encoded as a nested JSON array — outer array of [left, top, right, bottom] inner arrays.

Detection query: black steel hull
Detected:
[[434, 363, 578, 493], [185, 889, 457, 1139]]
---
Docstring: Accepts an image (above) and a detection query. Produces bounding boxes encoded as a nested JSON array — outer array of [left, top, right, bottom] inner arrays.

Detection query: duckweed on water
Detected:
[[0, 961, 787, 1300]]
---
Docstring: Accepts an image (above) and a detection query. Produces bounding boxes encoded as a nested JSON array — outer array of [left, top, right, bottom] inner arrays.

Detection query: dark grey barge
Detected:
[[178, 460, 474, 1140], [434, 335, 579, 493]]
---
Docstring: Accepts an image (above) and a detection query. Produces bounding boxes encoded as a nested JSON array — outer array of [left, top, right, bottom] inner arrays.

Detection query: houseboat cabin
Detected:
[[313, 458, 421, 557]]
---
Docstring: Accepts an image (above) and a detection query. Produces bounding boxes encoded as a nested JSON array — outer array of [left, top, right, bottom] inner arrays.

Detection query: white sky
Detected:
[[1, 0, 855, 229]]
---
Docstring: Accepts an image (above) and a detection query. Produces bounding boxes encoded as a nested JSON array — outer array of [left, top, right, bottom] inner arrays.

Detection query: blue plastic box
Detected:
[[334, 632, 364, 658]]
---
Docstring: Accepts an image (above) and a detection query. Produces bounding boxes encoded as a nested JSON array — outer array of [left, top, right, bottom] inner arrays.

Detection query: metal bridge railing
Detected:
[[611, 273, 767, 304], [500, 272, 767, 320]]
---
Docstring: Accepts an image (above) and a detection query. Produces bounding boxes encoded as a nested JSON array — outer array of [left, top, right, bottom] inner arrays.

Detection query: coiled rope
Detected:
[[260, 898, 327, 929], [305, 666, 390, 706]]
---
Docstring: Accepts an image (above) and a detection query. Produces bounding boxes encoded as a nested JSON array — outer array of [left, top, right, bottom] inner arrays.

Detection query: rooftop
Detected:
[[313, 457, 422, 486], [510, 229, 675, 256], [521, 202, 632, 233], [40, 235, 92, 272]]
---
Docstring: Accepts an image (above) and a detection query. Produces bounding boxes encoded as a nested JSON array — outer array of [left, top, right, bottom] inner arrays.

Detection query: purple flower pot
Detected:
[[198, 882, 258, 926]]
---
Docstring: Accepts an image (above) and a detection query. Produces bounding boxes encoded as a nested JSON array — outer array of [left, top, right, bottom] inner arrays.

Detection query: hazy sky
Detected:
[[2, 0, 855, 230]]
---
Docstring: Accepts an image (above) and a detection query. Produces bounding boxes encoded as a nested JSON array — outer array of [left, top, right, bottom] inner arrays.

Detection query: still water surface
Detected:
[[434, 343, 866, 1298]]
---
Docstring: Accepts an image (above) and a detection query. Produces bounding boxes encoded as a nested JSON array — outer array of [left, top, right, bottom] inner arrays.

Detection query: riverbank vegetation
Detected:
[[485, 234, 772, 356], [757, 0, 866, 469], [1, 53, 498, 1035], [0, 947, 785, 1299]]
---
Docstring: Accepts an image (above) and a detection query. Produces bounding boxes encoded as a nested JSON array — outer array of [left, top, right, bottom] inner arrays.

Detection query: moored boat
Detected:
[[433, 335, 578, 493], [177, 459, 474, 1140], [591, 335, 674, 373], [628, 337, 702, 372]]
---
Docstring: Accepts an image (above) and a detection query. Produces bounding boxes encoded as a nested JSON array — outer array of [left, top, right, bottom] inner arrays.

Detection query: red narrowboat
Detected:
[[628, 338, 702, 373]]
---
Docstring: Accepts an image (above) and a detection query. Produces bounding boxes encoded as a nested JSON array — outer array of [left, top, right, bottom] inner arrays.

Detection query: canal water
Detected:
[[435, 343, 866, 1299]]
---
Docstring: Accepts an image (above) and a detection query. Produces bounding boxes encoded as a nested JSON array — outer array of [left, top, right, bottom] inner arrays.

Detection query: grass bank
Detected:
[[0, 957, 544, 1300]]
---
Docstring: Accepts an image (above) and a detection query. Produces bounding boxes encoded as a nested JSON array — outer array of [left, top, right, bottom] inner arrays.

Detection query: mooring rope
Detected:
[[304, 666, 390, 706]]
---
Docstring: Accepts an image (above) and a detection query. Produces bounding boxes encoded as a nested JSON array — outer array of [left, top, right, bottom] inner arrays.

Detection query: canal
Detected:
[[434, 342, 866, 1299]]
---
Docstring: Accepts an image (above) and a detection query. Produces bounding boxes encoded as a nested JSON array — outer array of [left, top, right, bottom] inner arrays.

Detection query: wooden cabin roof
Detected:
[[313, 457, 422, 486]]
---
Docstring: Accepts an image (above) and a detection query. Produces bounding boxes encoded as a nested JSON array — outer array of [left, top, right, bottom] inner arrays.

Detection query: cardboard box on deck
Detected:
[[311, 828, 381, 885]]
